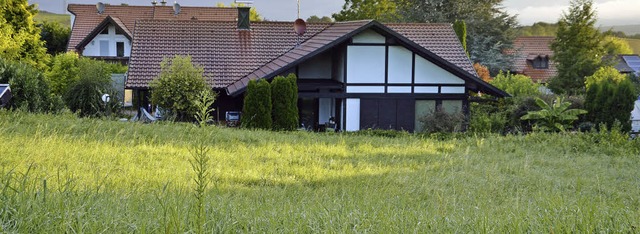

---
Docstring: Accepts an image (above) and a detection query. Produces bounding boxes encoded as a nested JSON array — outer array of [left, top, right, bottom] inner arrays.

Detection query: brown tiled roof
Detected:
[[75, 16, 132, 51], [126, 20, 331, 89], [511, 36, 557, 83], [67, 4, 237, 52], [126, 19, 506, 97]]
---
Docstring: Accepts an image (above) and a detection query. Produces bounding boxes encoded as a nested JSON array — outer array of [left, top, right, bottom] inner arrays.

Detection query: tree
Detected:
[[150, 55, 211, 120], [46, 52, 80, 96], [332, 0, 399, 22], [549, 0, 604, 95], [241, 79, 272, 129], [64, 58, 117, 117], [215, 3, 262, 21], [453, 20, 467, 55], [584, 66, 636, 132], [271, 74, 299, 131], [473, 63, 492, 82], [490, 71, 540, 97], [518, 22, 558, 36], [521, 96, 587, 132], [307, 15, 333, 23], [602, 36, 633, 56], [39, 21, 70, 55], [0, 0, 49, 69], [0, 57, 62, 113]]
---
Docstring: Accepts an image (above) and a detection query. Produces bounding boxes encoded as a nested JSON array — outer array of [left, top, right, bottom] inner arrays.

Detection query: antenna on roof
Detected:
[[297, 0, 300, 19], [151, 0, 157, 6], [160, 0, 167, 6], [234, 0, 254, 5], [96, 2, 105, 14], [294, 18, 306, 46], [173, 2, 181, 15]]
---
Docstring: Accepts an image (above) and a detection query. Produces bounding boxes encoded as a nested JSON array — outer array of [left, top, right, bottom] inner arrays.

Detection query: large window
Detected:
[[116, 42, 125, 57]]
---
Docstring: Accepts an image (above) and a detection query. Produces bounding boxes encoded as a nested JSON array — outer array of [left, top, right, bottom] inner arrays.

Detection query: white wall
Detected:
[[345, 98, 360, 131], [414, 56, 465, 84], [387, 86, 412, 93], [352, 29, 385, 44], [440, 86, 466, 94], [388, 46, 412, 84], [318, 98, 334, 123], [82, 25, 131, 57], [347, 46, 385, 83], [299, 52, 332, 79]]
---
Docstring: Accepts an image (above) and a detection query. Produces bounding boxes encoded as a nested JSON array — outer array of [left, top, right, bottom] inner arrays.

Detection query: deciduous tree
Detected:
[[0, 0, 49, 68], [39, 21, 70, 55]]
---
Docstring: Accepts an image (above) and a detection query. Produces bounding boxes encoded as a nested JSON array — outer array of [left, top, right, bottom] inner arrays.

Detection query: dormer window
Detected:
[[532, 56, 549, 69]]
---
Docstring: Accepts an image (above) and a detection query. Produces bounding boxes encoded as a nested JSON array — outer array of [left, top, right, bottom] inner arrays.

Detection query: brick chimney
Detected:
[[237, 7, 250, 30]]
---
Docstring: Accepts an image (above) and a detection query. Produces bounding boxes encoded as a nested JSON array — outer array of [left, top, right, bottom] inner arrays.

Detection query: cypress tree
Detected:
[[453, 20, 467, 56], [242, 79, 272, 129], [271, 73, 299, 131], [585, 67, 637, 131]]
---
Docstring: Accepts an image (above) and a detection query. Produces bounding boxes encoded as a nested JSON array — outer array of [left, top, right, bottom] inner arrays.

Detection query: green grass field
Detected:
[[34, 11, 70, 28], [1, 111, 639, 232], [625, 38, 640, 54]]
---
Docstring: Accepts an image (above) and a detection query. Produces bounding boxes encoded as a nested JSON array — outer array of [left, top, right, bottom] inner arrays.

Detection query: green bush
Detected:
[[150, 55, 210, 121], [242, 79, 272, 129], [585, 66, 636, 132], [520, 96, 587, 132], [271, 73, 298, 131], [490, 71, 540, 97], [64, 58, 119, 117], [0, 57, 62, 112], [418, 108, 466, 133], [46, 52, 80, 96]]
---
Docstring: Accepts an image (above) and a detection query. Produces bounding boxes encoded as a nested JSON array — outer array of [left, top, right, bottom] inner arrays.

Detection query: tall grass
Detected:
[[0, 110, 639, 232]]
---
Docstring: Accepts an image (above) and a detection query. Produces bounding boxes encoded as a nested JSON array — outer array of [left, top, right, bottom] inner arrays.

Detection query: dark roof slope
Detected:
[[67, 4, 237, 52], [511, 36, 557, 83]]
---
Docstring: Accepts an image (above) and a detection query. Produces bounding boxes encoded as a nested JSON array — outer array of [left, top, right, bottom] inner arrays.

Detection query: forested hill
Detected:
[[34, 10, 70, 28]]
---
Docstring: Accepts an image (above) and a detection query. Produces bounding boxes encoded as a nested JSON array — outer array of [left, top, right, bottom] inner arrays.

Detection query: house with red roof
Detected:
[[510, 36, 557, 84], [67, 3, 237, 63], [125, 7, 508, 132]]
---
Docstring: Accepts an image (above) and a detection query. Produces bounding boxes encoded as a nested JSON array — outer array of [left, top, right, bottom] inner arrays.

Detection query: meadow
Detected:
[[625, 38, 640, 54], [34, 11, 70, 28], [1, 110, 639, 232]]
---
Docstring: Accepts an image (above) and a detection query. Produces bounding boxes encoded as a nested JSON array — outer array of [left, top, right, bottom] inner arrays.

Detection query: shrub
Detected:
[[193, 89, 217, 127], [242, 79, 272, 129], [271, 73, 298, 131], [490, 71, 540, 97], [150, 55, 211, 121], [46, 52, 80, 96], [418, 108, 466, 133], [520, 96, 587, 132], [0, 57, 62, 113], [585, 66, 636, 132], [64, 58, 118, 117]]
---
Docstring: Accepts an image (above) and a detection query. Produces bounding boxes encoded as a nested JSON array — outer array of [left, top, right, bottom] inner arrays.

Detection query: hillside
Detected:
[[34, 10, 70, 28], [600, 24, 640, 35], [624, 38, 640, 54]]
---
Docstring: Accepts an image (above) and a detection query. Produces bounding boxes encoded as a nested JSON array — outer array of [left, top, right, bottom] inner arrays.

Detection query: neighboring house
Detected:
[[611, 54, 640, 75], [126, 8, 509, 132], [67, 3, 237, 63], [510, 36, 557, 84]]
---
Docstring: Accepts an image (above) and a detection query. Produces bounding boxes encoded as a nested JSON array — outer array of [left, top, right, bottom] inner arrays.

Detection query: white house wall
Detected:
[[414, 56, 465, 85], [352, 29, 386, 43], [82, 25, 131, 57], [299, 52, 332, 79], [388, 46, 412, 84], [347, 46, 385, 83], [345, 98, 360, 131]]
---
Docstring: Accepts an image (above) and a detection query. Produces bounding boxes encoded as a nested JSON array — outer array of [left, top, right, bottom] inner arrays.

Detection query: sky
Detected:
[[28, 0, 640, 26]]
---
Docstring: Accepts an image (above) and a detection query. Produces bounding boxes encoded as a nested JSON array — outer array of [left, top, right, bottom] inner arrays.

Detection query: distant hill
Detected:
[[34, 11, 70, 28], [626, 38, 640, 54], [599, 25, 640, 35]]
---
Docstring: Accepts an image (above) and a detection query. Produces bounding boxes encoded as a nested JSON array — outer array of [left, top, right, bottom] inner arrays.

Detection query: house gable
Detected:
[[76, 16, 132, 57]]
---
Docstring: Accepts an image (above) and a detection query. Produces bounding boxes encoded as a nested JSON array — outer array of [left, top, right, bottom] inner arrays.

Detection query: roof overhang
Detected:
[[75, 16, 133, 52], [226, 20, 509, 98]]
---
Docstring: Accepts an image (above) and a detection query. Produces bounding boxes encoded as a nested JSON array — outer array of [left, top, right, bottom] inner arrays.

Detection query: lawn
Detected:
[[0, 111, 639, 232]]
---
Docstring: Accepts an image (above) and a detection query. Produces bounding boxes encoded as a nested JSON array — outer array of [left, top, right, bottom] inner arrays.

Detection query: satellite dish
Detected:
[[294, 18, 307, 36], [173, 2, 181, 15], [96, 2, 105, 14]]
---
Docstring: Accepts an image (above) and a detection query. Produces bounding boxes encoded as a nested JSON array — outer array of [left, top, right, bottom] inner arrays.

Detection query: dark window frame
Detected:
[[116, 42, 125, 57]]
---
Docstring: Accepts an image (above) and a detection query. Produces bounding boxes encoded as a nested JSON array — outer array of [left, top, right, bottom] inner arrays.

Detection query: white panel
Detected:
[[414, 86, 439, 93], [387, 86, 412, 93], [440, 86, 466, 94], [299, 52, 332, 79], [318, 98, 334, 123], [352, 29, 385, 44], [347, 46, 385, 83], [388, 46, 412, 84], [82, 25, 131, 57], [346, 86, 385, 93], [346, 99, 360, 131], [414, 56, 465, 84]]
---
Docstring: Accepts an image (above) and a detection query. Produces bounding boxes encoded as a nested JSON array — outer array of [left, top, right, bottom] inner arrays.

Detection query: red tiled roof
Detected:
[[67, 4, 237, 52], [511, 36, 557, 83]]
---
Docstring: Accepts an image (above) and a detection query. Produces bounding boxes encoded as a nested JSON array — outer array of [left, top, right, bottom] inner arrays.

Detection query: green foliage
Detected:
[[585, 67, 636, 132], [549, 0, 604, 95], [418, 108, 466, 133], [469, 102, 508, 134], [46, 52, 80, 96], [214, 2, 262, 21], [271, 74, 299, 131], [453, 20, 467, 55], [39, 21, 70, 55], [193, 90, 217, 127], [0, 0, 49, 69], [150, 55, 210, 121], [332, 0, 399, 22], [490, 71, 540, 97], [518, 22, 558, 36], [0, 57, 61, 113], [34, 10, 70, 28], [602, 36, 633, 55], [64, 59, 118, 117], [307, 15, 333, 23], [241, 79, 272, 129], [189, 143, 210, 234], [521, 96, 587, 132]]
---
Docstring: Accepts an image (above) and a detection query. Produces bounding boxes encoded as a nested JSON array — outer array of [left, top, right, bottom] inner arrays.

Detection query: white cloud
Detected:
[[506, 0, 640, 26]]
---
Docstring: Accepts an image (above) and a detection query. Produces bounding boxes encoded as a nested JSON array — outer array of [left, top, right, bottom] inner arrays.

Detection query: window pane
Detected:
[[116, 42, 125, 57], [414, 100, 435, 132], [99, 40, 109, 56], [442, 100, 463, 114]]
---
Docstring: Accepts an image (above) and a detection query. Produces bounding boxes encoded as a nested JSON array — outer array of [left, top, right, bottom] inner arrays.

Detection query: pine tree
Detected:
[[242, 79, 272, 129], [549, 0, 604, 95]]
